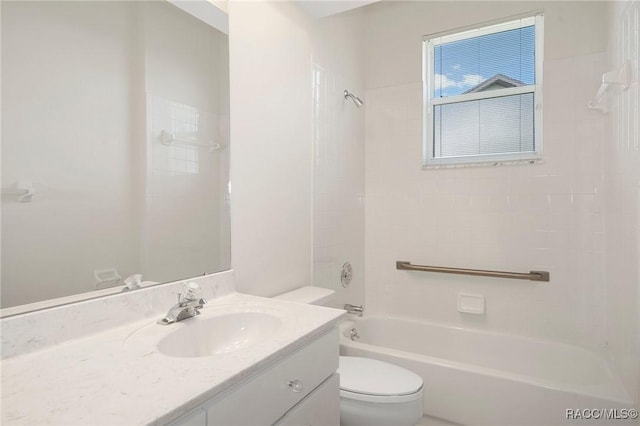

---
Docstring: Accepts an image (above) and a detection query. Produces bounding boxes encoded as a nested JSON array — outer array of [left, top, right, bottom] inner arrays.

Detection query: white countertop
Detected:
[[1, 292, 344, 425]]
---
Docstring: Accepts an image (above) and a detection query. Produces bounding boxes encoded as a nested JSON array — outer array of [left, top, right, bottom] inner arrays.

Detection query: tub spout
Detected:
[[344, 303, 363, 316]]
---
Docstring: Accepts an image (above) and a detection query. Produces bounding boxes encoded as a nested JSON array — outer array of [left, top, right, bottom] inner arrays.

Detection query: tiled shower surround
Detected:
[[365, 52, 609, 349], [605, 0, 640, 407], [358, 0, 638, 406]]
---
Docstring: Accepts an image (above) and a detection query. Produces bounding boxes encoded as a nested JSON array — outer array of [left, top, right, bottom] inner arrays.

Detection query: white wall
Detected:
[[604, 0, 640, 405], [229, 1, 366, 301], [363, 1, 611, 350], [229, 1, 315, 296]]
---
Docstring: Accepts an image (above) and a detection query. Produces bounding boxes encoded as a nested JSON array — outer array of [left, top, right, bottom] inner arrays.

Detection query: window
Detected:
[[423, 13, 544, 167]]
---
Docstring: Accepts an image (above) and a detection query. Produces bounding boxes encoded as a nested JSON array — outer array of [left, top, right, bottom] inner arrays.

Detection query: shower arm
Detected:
[[344, 90, 363, 107]]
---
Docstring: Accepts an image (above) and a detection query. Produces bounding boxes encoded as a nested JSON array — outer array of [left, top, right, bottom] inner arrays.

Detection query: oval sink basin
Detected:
[[157, 312, 282, 358]]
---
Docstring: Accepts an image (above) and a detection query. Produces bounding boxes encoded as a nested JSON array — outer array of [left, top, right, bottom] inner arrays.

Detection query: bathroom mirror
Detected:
[[0, 0, 230, 314]]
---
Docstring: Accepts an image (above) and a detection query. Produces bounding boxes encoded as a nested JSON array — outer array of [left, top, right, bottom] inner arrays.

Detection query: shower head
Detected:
[[344, 90, 364, 108]]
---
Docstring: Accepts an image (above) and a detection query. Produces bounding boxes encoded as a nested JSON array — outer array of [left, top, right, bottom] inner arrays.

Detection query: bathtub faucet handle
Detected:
[[344, 303, 364, 317], [349, 327, 360, 341]]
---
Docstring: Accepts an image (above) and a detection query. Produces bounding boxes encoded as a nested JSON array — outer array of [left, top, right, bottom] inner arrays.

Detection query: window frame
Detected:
[[422, 12, 544, 168]]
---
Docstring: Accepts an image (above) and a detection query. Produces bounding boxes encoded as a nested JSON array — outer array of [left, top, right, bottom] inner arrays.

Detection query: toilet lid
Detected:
[[338, 356, 423, 397]]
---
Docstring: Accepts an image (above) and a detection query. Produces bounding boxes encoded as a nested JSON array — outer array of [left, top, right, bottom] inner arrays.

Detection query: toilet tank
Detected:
[[273, 286, 335, 306]]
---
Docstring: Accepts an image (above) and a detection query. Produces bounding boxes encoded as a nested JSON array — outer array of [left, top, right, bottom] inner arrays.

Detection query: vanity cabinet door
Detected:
[[275, 373, 340, 426], [205, 329, 338, 426], [168, 408, 207, 426]]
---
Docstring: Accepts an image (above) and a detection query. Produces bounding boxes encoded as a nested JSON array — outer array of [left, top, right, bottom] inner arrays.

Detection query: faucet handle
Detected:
[[179, 282, 202, 302]]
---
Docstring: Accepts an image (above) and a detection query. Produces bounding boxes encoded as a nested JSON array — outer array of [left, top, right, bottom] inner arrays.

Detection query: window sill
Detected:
[[422, 157, 544, 170]]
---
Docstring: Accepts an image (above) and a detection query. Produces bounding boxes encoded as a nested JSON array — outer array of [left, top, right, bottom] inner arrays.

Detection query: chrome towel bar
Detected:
[[396, 261, 550, 282]]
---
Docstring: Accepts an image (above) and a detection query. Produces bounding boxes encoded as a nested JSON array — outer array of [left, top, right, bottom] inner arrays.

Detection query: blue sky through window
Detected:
[[434, 25, 535, 98]]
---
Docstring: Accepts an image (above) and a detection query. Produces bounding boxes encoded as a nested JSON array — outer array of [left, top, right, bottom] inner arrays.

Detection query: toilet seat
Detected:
[[338, 356, 423, 403]]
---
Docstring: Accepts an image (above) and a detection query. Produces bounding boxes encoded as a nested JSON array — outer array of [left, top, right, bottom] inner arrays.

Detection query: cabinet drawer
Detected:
[[275, 374, 340, 426], [206, 328, 338, 426], [168, 408, 207, 426]]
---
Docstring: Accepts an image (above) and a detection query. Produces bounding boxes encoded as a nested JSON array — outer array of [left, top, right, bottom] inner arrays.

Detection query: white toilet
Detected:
[[274, 286, 424, 426]]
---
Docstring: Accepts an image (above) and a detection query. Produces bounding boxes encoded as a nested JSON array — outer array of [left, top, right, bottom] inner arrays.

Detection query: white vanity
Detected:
[[0, 272, 345, 425], [170, 330, 339, 426]]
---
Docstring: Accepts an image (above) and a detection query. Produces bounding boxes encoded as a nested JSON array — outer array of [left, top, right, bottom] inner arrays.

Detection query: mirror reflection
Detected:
[[1, 0, 230, 311]]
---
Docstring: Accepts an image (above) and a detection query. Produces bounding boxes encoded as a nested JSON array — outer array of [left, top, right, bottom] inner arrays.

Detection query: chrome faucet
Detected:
[[157, 282, 207, 325], [343, 303, 364, 317]]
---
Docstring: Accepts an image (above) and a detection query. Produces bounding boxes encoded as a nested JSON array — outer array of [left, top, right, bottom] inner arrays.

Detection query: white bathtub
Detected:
[[339, 316, 635, 426]]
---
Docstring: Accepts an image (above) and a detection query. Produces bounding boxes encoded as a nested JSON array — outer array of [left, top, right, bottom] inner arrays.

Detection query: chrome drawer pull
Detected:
[[287, 380, 303, 393]]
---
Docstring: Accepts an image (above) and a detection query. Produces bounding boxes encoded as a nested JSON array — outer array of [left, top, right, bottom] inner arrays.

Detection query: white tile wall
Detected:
[[604, 0, 640, 405], [143, 95, 227, 283], [141, 1, 230, 284], [311, 11, 366, 307], [230, 0, 638, 403], [364, 1, 612, 351]]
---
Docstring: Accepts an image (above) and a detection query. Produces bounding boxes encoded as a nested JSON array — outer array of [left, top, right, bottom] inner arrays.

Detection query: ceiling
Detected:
[[294, 0, 380, 18]]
